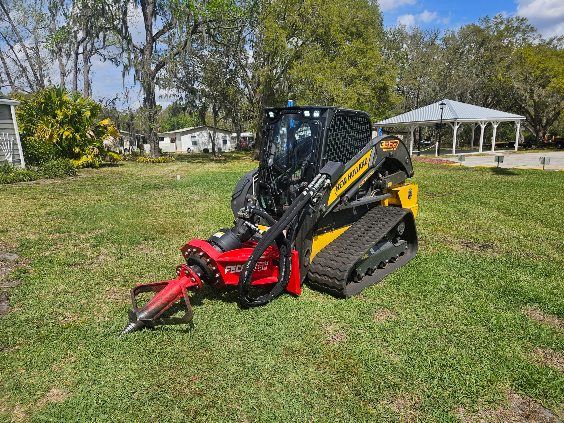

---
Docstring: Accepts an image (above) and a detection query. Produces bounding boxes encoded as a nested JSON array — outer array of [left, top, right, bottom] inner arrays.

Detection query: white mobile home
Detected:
[[0, 99, 25, 168], [158, 126, 233, 154]]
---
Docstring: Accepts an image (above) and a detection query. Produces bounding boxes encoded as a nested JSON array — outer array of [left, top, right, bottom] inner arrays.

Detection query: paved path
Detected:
[[444, 151, 564, 170]]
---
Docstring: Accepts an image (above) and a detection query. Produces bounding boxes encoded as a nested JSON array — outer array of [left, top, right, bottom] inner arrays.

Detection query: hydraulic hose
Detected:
[[238, 175, 327, 308]]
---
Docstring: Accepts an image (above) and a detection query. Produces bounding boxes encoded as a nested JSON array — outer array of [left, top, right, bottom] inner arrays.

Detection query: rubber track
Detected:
[[307, 206, 408, 296]]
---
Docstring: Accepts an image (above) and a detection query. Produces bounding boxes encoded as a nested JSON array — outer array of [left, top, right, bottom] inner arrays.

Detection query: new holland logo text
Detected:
[[327, 150, 372, 205], [335, 158, 369, 193], [225, 261, 269, 274]]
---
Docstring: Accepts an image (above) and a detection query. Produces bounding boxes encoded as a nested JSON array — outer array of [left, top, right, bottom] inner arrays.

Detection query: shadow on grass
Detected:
[[100, 162, 125, 168], [170, 151, 255, 164], [490, 167, 519, 176], [190, 285, 239, 306]]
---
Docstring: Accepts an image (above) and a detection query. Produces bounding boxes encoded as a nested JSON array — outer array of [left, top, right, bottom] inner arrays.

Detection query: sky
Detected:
[[89, 0, 564, 109]]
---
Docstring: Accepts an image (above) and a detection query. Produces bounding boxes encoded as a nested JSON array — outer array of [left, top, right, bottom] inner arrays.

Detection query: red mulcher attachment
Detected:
[[122, 172, 331, 335], [122, 238, 301, 335]]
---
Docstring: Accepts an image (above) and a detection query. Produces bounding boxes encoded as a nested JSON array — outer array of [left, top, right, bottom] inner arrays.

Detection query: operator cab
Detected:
[[258, 106, 372, 216]]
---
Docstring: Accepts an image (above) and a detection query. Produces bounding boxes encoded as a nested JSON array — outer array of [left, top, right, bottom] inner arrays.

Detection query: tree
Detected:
[[233, 0, 393, 152], [157, 103, 200, 132], [0, 0, 50, 91], [503, 41, 564, 141], [288, 0, 395, 119], [114, 0, 235, 156], [383, 26, 440, 112]]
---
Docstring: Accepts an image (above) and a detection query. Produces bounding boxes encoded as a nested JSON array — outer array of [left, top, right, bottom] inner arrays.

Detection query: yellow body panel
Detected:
[[381, 183, 419, 217], [327, 150, 373, 205], [310, 225, 351, 260]]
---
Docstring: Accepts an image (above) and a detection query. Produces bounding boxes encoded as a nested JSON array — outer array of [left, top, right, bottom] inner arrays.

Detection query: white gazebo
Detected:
[[375, 99, 525, 155]]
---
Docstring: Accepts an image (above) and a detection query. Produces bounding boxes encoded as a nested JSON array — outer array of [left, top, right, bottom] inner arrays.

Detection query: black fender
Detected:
[[373, 135, 414, 177], [231, 168, 257, 218]]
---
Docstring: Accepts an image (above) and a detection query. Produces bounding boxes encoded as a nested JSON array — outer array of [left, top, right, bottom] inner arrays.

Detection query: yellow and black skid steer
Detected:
[[122, 106, 418, 334]]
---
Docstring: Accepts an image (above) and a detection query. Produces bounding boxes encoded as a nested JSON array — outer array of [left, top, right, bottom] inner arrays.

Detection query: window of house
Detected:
[[170, 137, 176, 143], [191, 135, 198, 146], [222, 136, 228, 146]]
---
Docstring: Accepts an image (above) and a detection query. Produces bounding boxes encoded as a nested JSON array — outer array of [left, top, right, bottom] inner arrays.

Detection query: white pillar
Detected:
[[479, 122, 487, 153], [10, 104, 25, 168], [471, 124, 476, 149], [451, 122, 460, 155], [491, 121, 500, 152], [409, 125, 416, 156], [514, 120, 521, 151]]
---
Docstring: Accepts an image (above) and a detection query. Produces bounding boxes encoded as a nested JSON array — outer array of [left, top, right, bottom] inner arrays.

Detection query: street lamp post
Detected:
[[437, 101, 446, 156]]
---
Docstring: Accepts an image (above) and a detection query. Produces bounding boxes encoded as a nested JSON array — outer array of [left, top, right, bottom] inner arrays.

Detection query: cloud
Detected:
[[396, 10, 446, 28], [378, 0, 416, 13], [397, 14, 416, 28], [516, 0, 564, 37], [418, 10, 438, 23]]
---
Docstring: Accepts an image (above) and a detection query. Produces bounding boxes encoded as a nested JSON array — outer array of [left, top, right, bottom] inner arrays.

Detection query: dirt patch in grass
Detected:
[[0, 252, 19, 280], [458, 239, 495, 252], [421, 233, 497, 255], [324, 324, 347, 344], [0, 250, 21, 316], [532, 347, 564, 373], [36, 387, 70, 408], [373, 308, 396, 323], [523, 306, 564, 331], [385, 393, 421, 421], [105, 286, 127, 302], [11, 404, 26, 422], [456, 390, 560, 422], [137, 243, 158, 255], [0, 291, 10, 316]]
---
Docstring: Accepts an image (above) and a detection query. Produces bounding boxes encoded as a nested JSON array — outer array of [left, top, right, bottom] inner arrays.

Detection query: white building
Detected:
[[0, 99, 25, 168], [158, 126, 233, 154]]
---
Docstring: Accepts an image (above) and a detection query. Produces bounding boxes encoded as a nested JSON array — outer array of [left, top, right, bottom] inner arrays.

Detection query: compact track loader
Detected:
[[122, 106, 419, 334]]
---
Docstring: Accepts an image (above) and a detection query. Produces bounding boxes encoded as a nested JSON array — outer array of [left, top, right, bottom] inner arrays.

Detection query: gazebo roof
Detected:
[[375, 99, 525, 126]]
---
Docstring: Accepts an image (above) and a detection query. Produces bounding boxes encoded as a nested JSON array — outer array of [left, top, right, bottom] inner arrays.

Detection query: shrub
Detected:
[[136, 156, 176, 164], [105, 151, 123, 163], [38, 159, 77, 178], [0, 163, 40, 184], [72, 155, 102, 169], [71, 146, 102, 169], [16, 87, 119, 165], [0, 159, 76, 184]]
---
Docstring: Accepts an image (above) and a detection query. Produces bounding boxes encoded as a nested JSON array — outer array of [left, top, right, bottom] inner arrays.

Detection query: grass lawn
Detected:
[[1, 154, 562, 422]]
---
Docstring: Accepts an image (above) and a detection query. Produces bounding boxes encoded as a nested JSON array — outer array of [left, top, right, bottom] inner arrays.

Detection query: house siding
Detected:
[[0, 104, 23, 167]]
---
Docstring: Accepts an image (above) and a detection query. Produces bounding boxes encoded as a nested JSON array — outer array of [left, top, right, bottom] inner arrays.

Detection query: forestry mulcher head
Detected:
[[122, 106, 419, 334]]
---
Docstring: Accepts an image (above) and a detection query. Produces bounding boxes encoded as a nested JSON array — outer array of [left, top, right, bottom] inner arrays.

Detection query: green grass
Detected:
[[1, 155, 562, 422]]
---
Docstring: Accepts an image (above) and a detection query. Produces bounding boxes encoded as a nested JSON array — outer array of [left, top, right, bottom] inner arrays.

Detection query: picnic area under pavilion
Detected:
[[375, 99, 526, 156]]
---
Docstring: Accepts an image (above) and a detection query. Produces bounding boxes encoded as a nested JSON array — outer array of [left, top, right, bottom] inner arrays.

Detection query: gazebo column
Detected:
[[514, 120, 521, 151], [409, 125, 416, 155], [479, 122, 487, 153], [451, 122, 460, 155], [471, 124, 476, 149], [491, 121, 500, 152]]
